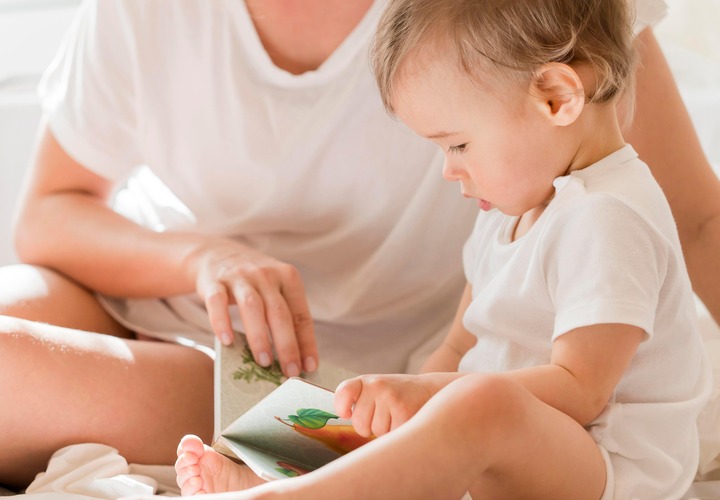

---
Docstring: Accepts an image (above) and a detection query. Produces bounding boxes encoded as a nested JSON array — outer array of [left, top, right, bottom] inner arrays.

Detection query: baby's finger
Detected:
[[371, 403, 392, 437], [334, 378, 363, 418], [202, 282, 234, 346], [348, 386, 376, 438], [233, 282, 273, 368]]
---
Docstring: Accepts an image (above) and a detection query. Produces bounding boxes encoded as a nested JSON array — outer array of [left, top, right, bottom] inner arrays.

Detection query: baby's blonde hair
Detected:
[[372, 0, 637, 112]]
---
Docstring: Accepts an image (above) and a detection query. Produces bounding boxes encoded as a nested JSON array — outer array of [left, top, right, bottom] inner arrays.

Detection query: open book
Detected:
[[213, 336, 362, 479], [214, 376, 374, 481]]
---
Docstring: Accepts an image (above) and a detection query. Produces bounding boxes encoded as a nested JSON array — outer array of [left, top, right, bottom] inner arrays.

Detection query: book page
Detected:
[[219, 378, 373, 480], [216, 435, 312, 482]]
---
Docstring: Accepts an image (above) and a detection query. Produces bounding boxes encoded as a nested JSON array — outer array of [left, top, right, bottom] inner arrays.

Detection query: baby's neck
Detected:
[[512, 102, 625, 242], [565, 101, 626, 175]]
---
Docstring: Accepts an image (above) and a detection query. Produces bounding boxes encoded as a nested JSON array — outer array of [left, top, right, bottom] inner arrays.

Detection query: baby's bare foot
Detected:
[[175, 434, 266, 496]]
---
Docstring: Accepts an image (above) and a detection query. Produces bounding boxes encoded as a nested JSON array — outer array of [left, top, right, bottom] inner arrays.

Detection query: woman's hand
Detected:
[[334, 374, 450, 438], [187, 238, 318, 378]]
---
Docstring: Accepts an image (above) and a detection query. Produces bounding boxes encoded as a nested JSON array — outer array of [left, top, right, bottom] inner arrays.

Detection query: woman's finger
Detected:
[[232, 281, 274, 367], [201, 281, 234, 345], [280, 267, 318, 373], [262, 289, 302, 377]]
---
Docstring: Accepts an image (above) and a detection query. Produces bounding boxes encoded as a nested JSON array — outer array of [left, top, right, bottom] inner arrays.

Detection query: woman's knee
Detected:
[[0, 264, 74, 316], [0, 264, 130, 336]]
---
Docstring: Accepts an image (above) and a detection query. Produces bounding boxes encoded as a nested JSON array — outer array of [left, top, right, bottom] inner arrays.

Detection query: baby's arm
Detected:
[[509, 323, 644, 425], [421, 283, 477, 373]]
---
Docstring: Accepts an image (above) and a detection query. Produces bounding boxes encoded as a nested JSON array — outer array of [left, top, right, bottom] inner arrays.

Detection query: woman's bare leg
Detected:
[[0, 264, 132, 337], [0, 265, 214, 489], [216, 374, 607, 500]]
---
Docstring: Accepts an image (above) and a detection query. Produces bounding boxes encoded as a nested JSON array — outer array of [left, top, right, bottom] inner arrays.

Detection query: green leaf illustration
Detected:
[[287, 408, 339, 429], [232, 345, 284, 386], [275, 467, 299, 478]]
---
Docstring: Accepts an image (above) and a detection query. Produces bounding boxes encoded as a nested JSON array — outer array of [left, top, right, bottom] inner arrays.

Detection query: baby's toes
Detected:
[[179, 435, 207, 457], [180, 475, 207, 496], [176, 462, 201, 490]]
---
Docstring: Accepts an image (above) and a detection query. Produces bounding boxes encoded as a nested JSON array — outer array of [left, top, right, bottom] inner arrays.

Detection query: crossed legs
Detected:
[[0, 265, 214, 489]]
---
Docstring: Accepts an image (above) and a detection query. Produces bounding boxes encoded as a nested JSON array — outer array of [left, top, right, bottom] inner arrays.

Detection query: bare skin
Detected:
[[0, 313, 213, 490], [175, 435, 266, 496]]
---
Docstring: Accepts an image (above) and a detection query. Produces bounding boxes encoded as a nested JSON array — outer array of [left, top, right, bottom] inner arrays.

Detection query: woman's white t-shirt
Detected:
[[38, 0, 667, 373]]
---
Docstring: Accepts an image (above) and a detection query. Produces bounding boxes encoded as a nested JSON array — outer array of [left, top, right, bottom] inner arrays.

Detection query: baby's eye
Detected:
[[448, 144, 467, 154]]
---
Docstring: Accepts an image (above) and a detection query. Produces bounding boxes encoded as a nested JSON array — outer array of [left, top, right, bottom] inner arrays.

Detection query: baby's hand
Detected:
[[334, 374, 438, 438]]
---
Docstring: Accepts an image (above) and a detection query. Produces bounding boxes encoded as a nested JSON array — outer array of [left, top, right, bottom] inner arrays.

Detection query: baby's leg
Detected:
[[176, 435, 266, 495], [231, 373, 607, 500]]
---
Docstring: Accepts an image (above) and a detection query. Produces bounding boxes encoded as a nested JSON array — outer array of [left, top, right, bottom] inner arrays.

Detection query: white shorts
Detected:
[[598, 445, 615, 500]]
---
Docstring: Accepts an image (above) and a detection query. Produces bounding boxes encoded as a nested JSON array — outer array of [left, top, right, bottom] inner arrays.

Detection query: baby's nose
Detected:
[[442, 158, 463, 182]]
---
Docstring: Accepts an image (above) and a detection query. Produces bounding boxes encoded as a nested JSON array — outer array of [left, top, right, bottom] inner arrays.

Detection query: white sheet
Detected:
[[13, 444, 179, 499]]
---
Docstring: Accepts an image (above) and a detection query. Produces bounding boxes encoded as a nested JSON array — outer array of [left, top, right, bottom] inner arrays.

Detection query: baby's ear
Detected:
[[531, 63, 585, 126]]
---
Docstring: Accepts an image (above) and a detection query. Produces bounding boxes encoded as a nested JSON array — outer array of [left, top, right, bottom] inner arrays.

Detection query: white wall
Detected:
[[0, 2, 719, 266], [0, 2, 79, 265], [655, 0, 720, 169]]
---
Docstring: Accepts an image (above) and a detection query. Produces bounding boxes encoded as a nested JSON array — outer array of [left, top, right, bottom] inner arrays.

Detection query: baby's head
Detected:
[[372, 0, 637, 113], [370, 0, 638, 217]]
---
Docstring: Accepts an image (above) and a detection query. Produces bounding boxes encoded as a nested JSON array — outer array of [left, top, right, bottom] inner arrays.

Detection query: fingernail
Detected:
[[221, 332, 234, 345], [304, 356, 317, 373], [286, 363, 300, 378], [258, 352, 271, 367]]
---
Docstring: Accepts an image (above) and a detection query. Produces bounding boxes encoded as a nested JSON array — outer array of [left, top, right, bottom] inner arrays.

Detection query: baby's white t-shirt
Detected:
[[460, 146, 711, 498]]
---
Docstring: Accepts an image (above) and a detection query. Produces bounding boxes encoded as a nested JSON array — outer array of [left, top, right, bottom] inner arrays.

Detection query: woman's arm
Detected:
[[626, 29, 720, 325], [12, 125, 317, 375], [14, 125, 202, 298]]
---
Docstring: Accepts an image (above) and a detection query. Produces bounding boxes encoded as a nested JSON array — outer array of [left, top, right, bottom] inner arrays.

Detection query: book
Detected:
[[213, 376, 374, 481], [213, 336, 363, 479]]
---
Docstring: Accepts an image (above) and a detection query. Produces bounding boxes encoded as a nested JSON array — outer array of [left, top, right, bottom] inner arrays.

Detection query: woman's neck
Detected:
[[244, 0, 374, 74]]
